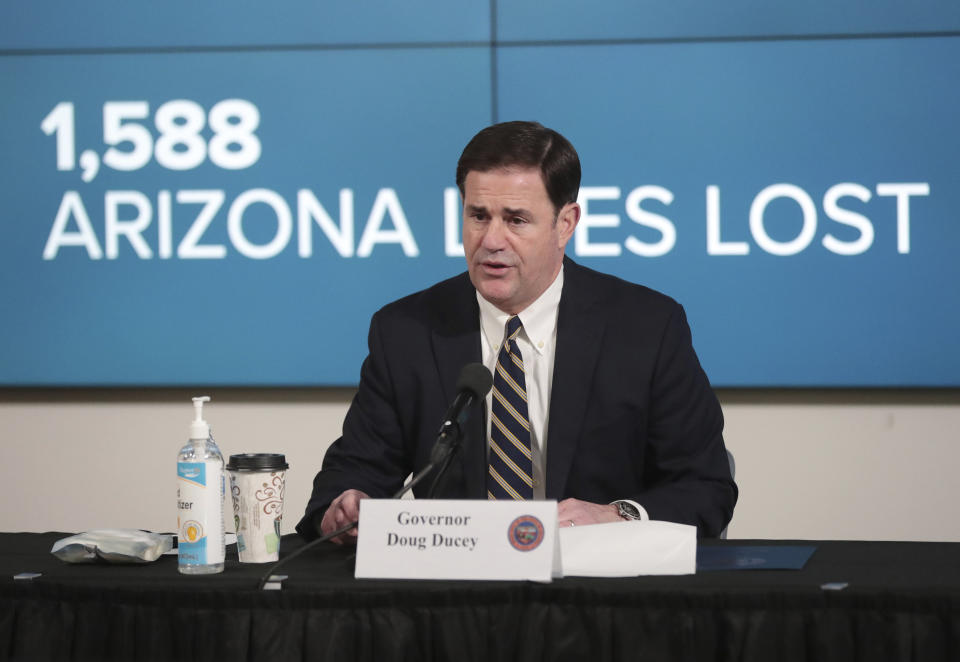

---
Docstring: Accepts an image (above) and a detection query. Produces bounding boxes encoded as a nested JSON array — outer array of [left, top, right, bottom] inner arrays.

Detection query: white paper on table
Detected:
[[558, 519, 696, 577]]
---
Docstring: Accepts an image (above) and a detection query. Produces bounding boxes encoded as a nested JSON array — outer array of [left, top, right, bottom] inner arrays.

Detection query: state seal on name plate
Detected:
[[507, 515, 545, 552]]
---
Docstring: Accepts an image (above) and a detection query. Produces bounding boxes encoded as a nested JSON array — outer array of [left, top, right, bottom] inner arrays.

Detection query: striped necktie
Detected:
[[487, 315, 533, 500]]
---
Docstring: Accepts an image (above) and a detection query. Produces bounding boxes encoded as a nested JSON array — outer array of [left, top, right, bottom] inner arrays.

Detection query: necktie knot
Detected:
[[506, 315, 523, 343]]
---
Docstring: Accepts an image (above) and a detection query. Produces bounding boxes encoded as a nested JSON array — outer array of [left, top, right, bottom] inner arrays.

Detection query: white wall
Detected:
[[2, 389, 959, 541]]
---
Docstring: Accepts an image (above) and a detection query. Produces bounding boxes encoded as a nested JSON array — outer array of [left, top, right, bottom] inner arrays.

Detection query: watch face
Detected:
[[618, 502, 640, 519]]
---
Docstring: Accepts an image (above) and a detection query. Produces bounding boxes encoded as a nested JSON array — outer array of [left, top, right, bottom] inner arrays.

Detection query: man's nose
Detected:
[[481, 218, 507, 249]]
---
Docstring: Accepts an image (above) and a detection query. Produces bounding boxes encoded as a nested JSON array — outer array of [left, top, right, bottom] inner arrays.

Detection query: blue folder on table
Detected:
[[697, 545, 816, 572]]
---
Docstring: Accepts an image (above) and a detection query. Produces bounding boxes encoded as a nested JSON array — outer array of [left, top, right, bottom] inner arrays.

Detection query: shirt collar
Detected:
[[477, 265, 564, 356]]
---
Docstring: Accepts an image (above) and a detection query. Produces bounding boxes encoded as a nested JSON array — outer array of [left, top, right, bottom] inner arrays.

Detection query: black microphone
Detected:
[[430, 363, 493, 465]]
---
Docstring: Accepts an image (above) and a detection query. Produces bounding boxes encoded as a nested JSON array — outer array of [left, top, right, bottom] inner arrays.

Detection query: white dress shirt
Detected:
[[477, 266, 563, 500]]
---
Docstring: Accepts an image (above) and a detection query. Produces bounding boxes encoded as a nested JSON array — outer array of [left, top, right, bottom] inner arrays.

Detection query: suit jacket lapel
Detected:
[[429, 273, 485, 498], [545, 258, 605, 499]]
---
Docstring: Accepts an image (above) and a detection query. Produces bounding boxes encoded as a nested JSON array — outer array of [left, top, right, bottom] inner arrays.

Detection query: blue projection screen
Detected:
[[1, 2, 958, 387]]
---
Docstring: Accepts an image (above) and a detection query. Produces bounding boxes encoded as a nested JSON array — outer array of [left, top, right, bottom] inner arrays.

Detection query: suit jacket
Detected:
[[297, 257, 737, 539]]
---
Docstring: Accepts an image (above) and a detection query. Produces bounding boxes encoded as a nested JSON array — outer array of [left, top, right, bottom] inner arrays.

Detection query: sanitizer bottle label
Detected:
[[177, 461, 225, 565]]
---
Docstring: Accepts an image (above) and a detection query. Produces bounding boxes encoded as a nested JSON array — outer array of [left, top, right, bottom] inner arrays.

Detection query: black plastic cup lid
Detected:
[[226, 453, 288, 472]]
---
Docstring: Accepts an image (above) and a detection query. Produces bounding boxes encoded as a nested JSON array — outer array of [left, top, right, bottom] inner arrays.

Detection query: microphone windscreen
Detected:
[[456, 363, 493, 398]]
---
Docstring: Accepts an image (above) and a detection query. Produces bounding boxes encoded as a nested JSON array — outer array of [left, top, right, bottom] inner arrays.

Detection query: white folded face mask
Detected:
[[51, 529, 173, 564]]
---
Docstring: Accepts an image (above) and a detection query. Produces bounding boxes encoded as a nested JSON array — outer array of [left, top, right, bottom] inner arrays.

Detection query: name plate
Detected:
[[354, 499, 557, 581]]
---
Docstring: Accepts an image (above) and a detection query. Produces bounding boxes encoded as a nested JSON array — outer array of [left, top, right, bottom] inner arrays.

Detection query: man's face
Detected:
[[462, 167, 579, 315]]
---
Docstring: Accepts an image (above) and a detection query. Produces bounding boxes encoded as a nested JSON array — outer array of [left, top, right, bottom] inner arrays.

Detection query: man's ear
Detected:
[[556, 201, 580, 248]]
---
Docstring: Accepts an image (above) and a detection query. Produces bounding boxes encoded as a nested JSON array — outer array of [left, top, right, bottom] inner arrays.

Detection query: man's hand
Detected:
[[320, 489, 369, 544], [557, 498, 623, 527]]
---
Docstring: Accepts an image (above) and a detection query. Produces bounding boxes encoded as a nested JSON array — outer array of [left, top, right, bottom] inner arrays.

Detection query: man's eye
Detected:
[[509, 217, 526, 225]]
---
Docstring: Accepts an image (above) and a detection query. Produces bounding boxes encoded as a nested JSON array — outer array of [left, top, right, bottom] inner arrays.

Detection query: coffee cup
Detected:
[[225, 453, 289, 563]]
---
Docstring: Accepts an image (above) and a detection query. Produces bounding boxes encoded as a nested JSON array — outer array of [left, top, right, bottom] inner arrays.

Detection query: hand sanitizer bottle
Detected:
[[177, 396, 225, 574]]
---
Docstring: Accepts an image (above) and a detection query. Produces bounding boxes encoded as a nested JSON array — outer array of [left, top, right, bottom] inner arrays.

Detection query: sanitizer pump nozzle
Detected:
[[190, 396, 211, 441]]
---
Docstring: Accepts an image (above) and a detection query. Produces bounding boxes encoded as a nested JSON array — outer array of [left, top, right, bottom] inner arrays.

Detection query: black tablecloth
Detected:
[[2, 533, 959, 661]]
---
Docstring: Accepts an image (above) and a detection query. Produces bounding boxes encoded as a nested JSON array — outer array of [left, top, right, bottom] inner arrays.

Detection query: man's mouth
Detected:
[[480, 260, 512, 275]]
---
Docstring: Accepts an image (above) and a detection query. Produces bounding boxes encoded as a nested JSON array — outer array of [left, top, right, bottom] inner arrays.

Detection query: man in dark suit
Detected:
[[297, 121, 736, 542]]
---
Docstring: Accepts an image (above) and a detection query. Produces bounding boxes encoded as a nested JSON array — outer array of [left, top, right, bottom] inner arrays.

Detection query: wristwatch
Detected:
[[614, 500, 642, 521]]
